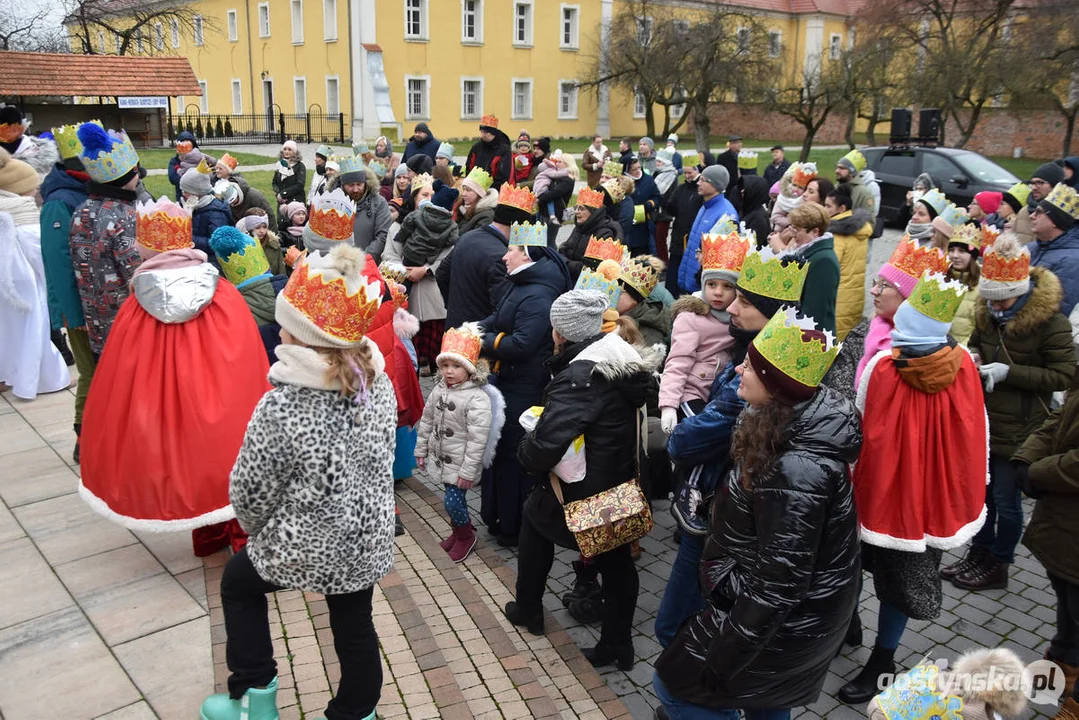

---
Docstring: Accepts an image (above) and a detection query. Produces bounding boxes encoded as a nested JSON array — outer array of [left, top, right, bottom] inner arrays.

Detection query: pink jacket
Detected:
[[659, 295, 734, 409], [532, 160, 570, 197]]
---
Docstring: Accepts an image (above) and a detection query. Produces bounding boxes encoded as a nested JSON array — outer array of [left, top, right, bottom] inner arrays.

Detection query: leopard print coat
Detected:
[[230, 342, 397, 594]]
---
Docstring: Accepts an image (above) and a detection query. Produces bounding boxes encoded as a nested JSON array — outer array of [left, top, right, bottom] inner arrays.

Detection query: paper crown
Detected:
[[620, 257, 660, 299], [937, 202, 968, 229], [308, 188, 357, 243], [949, 222, 982, 252], [352, 140, 370, 155], [378, 261, 408, 285], [411, 172, 434, 193], [498, 183, 537, 213], [981, 224, 1001, 249], [840, 148, 866, 174], [907, 271, 967, 323], [218, 153, 238, 170], [176, 140, 193, 155], [281, 250, 382, 344], [885, 238, 949, 280], [575, 267, 622, 309], [209, 225, 271, 287], [463, 166, 493, 193], [584, 236, 626, 264], [194, 158, 213, 175], [709, 214, 738, 235], [790, 162, 818, 189], [602, 160, 625, 178], [577, 187, 605, 209], [0, 122, 23, 144], [367, 159, 386, 179], [737, 151, 759, 170], [738, 246, 808, 302], [77, 124, 139, 183], [982, 236, 1031, 285], [752, 307, 840, 391], [480, 114, 499, 129], [601, 177, 626, 204], [1045, 183, 1079, 220], [682, 153, 701, 169], [509, 221, 546, 247], [54, 120, 102, 161], [136, 197, 193, 254], [336, 154, 366, 177], [700, 231, 752, 276], [918, 188, 948, 216], [439, 322, 484, 368], [1004, 181, 1030, 207]]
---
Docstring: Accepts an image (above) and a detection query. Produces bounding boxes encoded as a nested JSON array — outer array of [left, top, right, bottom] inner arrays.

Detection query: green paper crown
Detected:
[[464, 166, 493, 193], [841, 148, 866, 174], [737, 247, 808, 302], [907, 271, 967, 323], [219, 239, 270, 287], [602, 160, 624, 178], [753, 307, 840, 389], [54, 120, 102, 161]]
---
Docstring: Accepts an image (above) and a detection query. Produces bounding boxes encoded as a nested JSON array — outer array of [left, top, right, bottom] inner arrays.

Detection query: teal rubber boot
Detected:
[[199, 676, 279, 720]]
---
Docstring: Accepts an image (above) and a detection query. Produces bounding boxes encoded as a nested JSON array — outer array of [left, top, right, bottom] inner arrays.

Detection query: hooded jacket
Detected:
[[655, 386, 862, 710], [39, 163, 89, 329], [402, 123, 440, 162], [272, 159, 307, 205], [626, 171, 663, 252], [466, 129, 512, 190], [665, 177, 704, 258], [841, 174, 875, 218], [969, 267, 1074, 456], [790, 234, 841, 334], [350, 166, 393, 263], [659, 295, 734, 409], [559, 205, 623, 283], [680, 193, 739, 294], [829, 208, 873, 340], [627, 295, 672, 348], [397, 203, 458, 267], [191, 197, 234, 259], [455, 188, 498, 236], [738, 176, 772, 247], [236, 275, 277, 326], [437, 224, 512, 329], [1028, 224, 1079, 316]]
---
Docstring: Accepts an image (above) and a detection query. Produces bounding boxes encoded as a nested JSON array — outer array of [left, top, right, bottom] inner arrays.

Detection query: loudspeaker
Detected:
[[919, 108, 941, 142], [890, 109, 912, 142]]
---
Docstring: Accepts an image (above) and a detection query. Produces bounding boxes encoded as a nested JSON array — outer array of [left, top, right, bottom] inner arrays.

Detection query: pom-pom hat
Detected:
[[748, 308, 841, 404], [437, 322, 484, 375], [77, 123, 139, 184], [878, 238, 949, 298], [136, 197, 193, 256], [550, 290, 610, 342], [980, 232, 1031, 301], [54, 120, 102, 161], [179, 158, 214, 197], [209, 225, 271, 288]]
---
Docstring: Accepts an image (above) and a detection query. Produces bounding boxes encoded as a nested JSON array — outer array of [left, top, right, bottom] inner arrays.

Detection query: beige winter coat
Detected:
[[415, 366, 504, 485]]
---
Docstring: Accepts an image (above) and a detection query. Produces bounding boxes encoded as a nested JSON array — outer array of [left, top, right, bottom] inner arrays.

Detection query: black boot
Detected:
[[568, 595, 604, 625], [394, 512, 405, 537], [953, 557, 1009, 590], [504, 601, 544, 636], [73, 423, 81, 465], [562, 559, 601, 608], [581, 641, 634, 670], [940, 545, 989, 580], [52, 330, 74, 367], [838, 645, 896, 704]]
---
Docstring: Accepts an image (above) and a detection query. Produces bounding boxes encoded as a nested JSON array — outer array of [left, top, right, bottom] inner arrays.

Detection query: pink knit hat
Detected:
[[285, 201, 306, 221]]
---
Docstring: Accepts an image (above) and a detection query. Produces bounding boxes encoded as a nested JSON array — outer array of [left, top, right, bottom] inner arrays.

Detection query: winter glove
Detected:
[[979, 362, 1009, 393], [1013, 460, 1042, 499], [661, 407, 678, 435]]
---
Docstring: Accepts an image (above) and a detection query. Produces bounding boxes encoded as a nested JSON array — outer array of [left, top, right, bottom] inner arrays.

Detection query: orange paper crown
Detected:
[[176, 140, 193, 154], [577, 187, 605, 209], [480, 113, 499, 129], [439, 323, 483, 368], [308, 188, 357, 242], [219, 153, 238, 170], [282, 258, 381, 344], [791, 163, 818, 189], [888, 236, 949, 280], [584, 236, 626, 263], [700, 232, 752, 275], [982, 246, 1030, 284], [136, 197, 193, 253], [498, 183, 537, 213], [981, 225, 1000, 249]]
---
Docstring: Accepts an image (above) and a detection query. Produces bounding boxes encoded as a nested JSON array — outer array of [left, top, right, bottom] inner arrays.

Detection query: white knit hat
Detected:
[[550, 290, 609, 342]]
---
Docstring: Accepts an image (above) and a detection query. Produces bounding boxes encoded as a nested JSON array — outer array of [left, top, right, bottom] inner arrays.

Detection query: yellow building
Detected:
[[69, 0, 862, 143]]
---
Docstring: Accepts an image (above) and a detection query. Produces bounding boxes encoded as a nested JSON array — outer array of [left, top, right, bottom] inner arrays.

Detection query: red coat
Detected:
[[361, 254, 423, 427]]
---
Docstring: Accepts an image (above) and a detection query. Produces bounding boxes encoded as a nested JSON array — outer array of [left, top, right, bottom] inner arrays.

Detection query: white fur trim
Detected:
[[393, 307, 420, 340], [435, 351, 476, 376], [481, 384, 506, 470], [78, 480, 236, 532], [854, 348, 890, 415]]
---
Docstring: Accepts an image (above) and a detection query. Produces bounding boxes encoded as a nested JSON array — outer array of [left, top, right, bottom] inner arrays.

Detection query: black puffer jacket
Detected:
[[655, 386, 862, 710], [437, 225, 511, 329], [665, 178, 703, 259], [559, 206, 623, 283], [466, 129, 513, 189], [738, 176, 772, 247]]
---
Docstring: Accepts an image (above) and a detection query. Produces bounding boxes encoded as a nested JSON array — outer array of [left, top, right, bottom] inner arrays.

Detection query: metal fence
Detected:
[[169, 106, 348, 146]]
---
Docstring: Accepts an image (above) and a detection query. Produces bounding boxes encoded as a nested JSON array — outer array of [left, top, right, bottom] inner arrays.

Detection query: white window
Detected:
[[135, 28, 143, 53], [636, 16, 653, 45], [560, 5, 579, 49], [513, 1, 533, 47], [671, 86, 686, 118], [154, 22, 164, 50], [232, 79, 243, 113], [673, 19, 689, 37], [633, 89, 647, 118], [176, 96, 185, 113], [405, 0, 427, 40], [461, 77, 483, 119], [97, 31, 105, 53], [198, 80, 209, 114], [461, 0, 482, 43], [768, 30, 781, 58], [114, 32, 121, 54], [323, 0, 337, 41], [512, 78, 532, 120], [829, 33, 842, 60], [326, 76, 340, 115], [171, 18, 180, 47], [258, 3, 271, 38], [194, 15, 204, 46], [558, 80, 578, 119], [291, 0, 304, 43], [293, 77, 307, 114], [227, 10, 238, 41], [405, 76, 430, 120], [737, 27, 750, 54]]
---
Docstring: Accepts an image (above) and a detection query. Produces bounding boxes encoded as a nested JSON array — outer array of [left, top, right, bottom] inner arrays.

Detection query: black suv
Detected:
[[860, 146, 1020, 224]]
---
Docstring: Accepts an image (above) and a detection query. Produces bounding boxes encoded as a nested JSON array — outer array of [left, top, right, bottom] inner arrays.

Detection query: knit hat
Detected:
[[302, 188, 355, 254], [747, 308, 840, 405], [209, 225, 271, 289], [494, 183, 537, 225], [213, 179, 243, 206], [430, 179, 458, 213], [879, 238, 949, 298], [1002, 182, 1030, 214], [436, 142, 454, 161], [325, 159, 340, 174], [461, 167, 493, 197], [1031, 161, 1064, 186], [0, 149, 39, 196], [282, 140, 298, 153], [406, 154, 434, 175], [980, 232, 1030, 300], [736, 246, 808, 319], [931, 202, 968, 238], [550, 290, 609, 342], [285, 201, 307, 221], [337, 154, 367, 185], [656, 147, 675, 166], [667, 133, 678, 145], [535, 137, 551, 155], [437, 322, 484, 375], [315, 144, 331, 160], [136, 197, 193, 257], [639, 137, 654, 152], [973, 191, 1002, 215], [700, 228, 752, 285], [700, 164, 730, 193], [276, 244, 382, 348], [239, 213, 268, 232], [394, 162, 410, 179], [916, 188, 948, 219], [77, 123, 139, 185], [1039, 182, 1079, 230]]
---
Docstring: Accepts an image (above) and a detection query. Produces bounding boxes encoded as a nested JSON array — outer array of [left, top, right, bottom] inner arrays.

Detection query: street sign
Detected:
[[118, 96, 169, 109]]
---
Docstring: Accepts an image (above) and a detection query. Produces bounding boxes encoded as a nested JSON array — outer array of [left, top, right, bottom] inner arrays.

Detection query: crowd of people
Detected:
[[1, 103, 1078, 720]]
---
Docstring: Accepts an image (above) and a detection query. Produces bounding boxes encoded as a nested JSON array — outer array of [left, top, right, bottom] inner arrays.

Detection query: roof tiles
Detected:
[[0, 51, 200, 97]]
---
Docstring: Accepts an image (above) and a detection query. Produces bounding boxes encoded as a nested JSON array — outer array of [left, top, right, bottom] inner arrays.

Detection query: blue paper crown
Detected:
[[574, 268, 621, 309], [336, 154, 366, 176], [509, 221, 547, 247], [709, 214, 738, 235], [77, 124, 139, 183]]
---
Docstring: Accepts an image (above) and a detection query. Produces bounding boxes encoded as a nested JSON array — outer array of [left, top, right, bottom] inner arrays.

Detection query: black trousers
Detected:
[[514, 503, 639, 647], [1049, 573, 1079, 677], [221, 549, 382, 719]]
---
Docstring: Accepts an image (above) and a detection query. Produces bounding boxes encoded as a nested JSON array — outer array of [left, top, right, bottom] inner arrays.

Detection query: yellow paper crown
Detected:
[[54, 120, 102, 161], [281, 253, 382, 344], [701, 232, 752, 276], [136, 197, 193, 254], [219, 239, 271, 287], [600, 177, 625, 204], [194, 158, 213, 175], [737, 246, 808, 302], [577, 187, 605, 209], [584, 236, 626, 264], [752, 307, 840, 390], [840, 148, 866, 174], [498, 183, 537, 213], [620, 257, 660, 299], [463, 166, 493, 193], [949, 223, 982, 252], [887, 238, 950, 280], [907, 271, 967, 323], [982, 237, 1031, 285], [411, 172, 434, 193], [737, 151, 758, 170], [439, 322, 484, 368], [1004, 181, 1030, 208], [602, 160, 625, 178], [1045, 183, 1079, 220], [682, 153, 701, 169], [308, 188, 357, 243]]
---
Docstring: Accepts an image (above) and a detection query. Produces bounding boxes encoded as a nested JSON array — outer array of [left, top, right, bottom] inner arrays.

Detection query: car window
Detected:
[[954, 154, 1021, 184], [879, 153, 916, 176], [861, 149, 883, 169], [922, 153, 960, 183]]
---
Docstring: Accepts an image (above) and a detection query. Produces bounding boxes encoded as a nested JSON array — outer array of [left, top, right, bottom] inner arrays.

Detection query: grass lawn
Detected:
[[142, 170, 277, 203], [136, 147, 275, 171]]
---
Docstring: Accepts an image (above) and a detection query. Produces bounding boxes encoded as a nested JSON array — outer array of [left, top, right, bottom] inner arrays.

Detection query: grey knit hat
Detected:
[[550, 290, 609, 342], [700, 164, 730, 193], [179, 166, 213, 197]]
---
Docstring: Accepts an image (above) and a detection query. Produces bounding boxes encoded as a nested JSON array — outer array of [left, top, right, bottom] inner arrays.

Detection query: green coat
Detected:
[[1017, 367, 1079, 584], [628, 297, 671, 349], [797, 235, 841, 334], [968, 267, 1075, 457]]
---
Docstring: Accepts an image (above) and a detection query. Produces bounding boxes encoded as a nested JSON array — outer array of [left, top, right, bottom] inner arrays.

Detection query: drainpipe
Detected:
[[245, 0, 256, 112], [347, 0, 355, 138]]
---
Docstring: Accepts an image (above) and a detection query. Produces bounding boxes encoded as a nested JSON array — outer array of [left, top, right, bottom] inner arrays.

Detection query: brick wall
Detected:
[[942, 108, 1071, 160], [704, 102, 853, 146]]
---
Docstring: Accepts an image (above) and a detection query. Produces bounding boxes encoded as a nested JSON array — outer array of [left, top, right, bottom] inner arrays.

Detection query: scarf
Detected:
[[988, 288, 1031, 324], [286, 224, 305, 239], [774, 192, 803, 215], [905, 220, 934, 243], [855, 314, 896, 388], [711, 308, 731, 323]]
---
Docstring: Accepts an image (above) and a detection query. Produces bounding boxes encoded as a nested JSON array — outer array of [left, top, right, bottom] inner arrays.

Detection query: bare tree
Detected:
[[836, 16, 910, 146], [0, 6, 67, 52], [765, 59, 848, 161], [64, 0, 215, 56]]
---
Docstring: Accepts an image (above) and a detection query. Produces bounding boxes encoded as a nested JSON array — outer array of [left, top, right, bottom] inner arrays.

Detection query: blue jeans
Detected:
[[653, 672, 791, 720], [972, 454, 1024, 563], [655, 533, 705, 648]]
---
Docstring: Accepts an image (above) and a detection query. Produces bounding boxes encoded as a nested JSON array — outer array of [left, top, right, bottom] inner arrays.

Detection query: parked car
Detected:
[[860, 146, 1021, 225]]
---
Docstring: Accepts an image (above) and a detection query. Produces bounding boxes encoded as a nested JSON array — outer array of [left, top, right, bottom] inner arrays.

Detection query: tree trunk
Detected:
[[1062, 107, 1077, 157], [645, 104, 656, 139], [844, 106, 857, 149], [864, 111, 879, 146], [799, 129, 814, 162], [692, 99, 710, 153], [951, 102, 984, 149]]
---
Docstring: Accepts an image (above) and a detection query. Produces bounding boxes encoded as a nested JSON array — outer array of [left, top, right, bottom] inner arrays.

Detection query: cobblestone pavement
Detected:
[[0, 227, 1065, 719]]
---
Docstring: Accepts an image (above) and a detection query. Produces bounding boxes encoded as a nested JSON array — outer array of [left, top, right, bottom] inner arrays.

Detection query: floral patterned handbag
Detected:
[[549, 411, 653, 558]]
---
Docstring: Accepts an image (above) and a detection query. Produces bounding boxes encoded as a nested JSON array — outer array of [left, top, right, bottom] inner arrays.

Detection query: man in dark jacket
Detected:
[[401, 122, 440, 162], [714, 135, 742, 199], [625, 157, 662, 255], [618, 138, 634, 171], [664, 158, 704, 294], [763, 145, 790, 188], [167, 130, 198, 202], [737, 175, 772, 249], [1028, 182, 1079, 315], [466, 116, 512, 190]]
